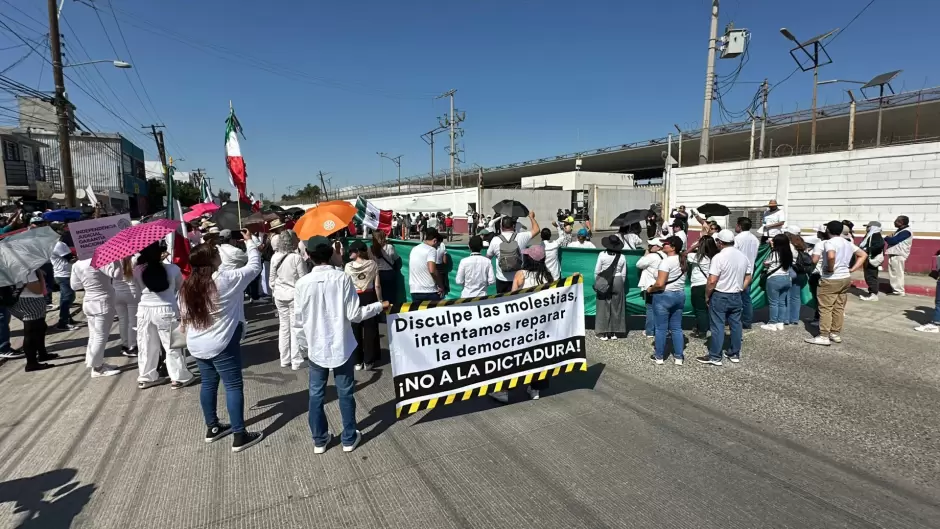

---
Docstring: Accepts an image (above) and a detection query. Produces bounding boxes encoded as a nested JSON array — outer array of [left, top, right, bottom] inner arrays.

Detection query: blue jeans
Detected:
[[788, 274, 808, 324], [56, 277, 75, 326], [709, 291, 743, 361], [933, 280, 940, 324], [411, 292, 441, 302], [740, 283, 753, 329], [653, 291, 685, 360], [644, 294, 655, 336], [766, 275, 791, 324], [193, 324, 246, 433], [309, 354, 358, 447], [0, 307, 10, 352]]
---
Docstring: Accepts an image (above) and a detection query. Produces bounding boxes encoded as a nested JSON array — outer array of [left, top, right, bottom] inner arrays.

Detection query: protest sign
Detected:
[[69, 214, 132, 260], [387, 275, 586, 418]]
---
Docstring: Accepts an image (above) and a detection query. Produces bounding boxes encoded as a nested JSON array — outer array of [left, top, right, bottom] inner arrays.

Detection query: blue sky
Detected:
[[1, 0, 937, 199]]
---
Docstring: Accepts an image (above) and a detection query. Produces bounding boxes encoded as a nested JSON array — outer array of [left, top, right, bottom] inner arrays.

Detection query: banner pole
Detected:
[[236, 188, 242, 229]]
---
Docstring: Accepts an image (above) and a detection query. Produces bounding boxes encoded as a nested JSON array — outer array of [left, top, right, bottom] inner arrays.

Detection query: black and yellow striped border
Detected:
[[395, 359, 588, 419], [390, 274, 583, 314]]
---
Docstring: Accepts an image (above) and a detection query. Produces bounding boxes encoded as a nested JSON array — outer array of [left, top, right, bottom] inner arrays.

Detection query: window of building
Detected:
[[2, 140, 21, 162]]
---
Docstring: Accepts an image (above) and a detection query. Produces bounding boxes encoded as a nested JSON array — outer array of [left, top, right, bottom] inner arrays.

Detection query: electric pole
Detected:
[[144, 124, 170, 217], [421, 126, 447, 191], [318, 170, 330, 201], [437, 89, 465, 189], [48, 0, 76, 207], [759, 78, 768, 158], [377, 152, 402, 193], [698, 0, 719, 165]]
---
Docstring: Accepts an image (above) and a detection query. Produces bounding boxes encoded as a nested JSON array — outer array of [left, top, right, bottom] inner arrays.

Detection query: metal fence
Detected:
[[3, 160, 62, 191]]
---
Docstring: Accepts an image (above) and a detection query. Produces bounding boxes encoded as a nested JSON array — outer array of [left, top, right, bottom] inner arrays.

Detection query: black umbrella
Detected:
[[285, 206, 306, 216], [150, 206, 191, 220], [243, 211, 279, 225], [210, 201, 254, 231], [610, 209, 650, 227], [697, 203, 731, 217], [492, 199, 528, 218], [266, 204, 284, 212]]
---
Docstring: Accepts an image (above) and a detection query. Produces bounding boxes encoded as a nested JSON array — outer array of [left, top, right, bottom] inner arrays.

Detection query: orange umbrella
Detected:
[[294, 201, 357, 240]]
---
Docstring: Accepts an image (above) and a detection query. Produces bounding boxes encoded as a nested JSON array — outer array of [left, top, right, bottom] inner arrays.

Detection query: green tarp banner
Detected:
[[360, 239, 812, 316]]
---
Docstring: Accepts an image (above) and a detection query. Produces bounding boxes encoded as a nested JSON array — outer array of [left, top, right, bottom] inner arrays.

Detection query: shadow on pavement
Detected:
[[0, 468, 95, 529], [903, 306, 934, 326]]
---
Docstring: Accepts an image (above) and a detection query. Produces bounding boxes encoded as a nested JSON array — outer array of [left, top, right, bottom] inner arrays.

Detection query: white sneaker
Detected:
[[342, 430, 363, 453], [674, 359, 683, 366], [761, 324, 780, 331], [598, 336, 609, 341], [829, 333, 842, 344], [526, 387, 540, 400], [860, 294, 878, 301], [92, 364, 120, 378], [890, 291, 906, 297], [354, 364, 363, 371], [314, 432, 332, 454], [776, 323, 785, 331], [804, 336, 831, 347], [610, 335, 618, 340], [914, 323, 940, 333]]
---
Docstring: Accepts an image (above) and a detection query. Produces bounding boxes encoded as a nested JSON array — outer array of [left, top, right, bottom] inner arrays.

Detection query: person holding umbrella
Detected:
[[487, 211, 540, 294]]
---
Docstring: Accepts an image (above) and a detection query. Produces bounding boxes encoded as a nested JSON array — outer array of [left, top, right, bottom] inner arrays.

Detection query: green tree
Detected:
[[282, 183, 320, 203]]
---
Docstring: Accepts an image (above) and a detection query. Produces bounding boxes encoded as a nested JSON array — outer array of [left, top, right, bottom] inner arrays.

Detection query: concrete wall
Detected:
[[481, 188, 571, 228], [669, 141, 940, 272], [589, 185, 659, 229], [521, 171, 635, 191]]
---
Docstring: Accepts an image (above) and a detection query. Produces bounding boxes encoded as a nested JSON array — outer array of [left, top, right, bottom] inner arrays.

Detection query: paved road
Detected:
[[0, 292, 938, 528]]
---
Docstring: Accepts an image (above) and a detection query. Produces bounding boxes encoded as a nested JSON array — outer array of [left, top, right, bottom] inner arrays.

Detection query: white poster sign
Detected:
[[69, 214, 132, 260], [387, 276, 586, 418], [85, 185, 99, 206]]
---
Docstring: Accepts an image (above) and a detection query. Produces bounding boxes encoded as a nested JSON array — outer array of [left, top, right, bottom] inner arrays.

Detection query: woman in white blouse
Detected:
[[646, 236, 687, 365], [370, 230, 399, 303], [594, 235, 627, 340], [269, 230, 308, 370], [687, 236, 719, 338], [636, 238, 665, 342], [761, 233, 795, 331], [111, 256, 140, 357], [180, 232, 264, 453]]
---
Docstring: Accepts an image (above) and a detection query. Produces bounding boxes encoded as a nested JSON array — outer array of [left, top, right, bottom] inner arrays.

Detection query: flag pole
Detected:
[[230, 99, 243, 229]]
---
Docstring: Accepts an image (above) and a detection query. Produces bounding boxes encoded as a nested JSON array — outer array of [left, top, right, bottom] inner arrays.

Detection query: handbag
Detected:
[[593, 254, 621, 295], [169, 319, 187, 350]]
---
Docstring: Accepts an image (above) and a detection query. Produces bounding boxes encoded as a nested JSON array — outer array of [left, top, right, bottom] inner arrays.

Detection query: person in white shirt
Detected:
[[293, 236, 387, 454], [434, 235, 451, 296], [134, 243, 196, 390], [670, 221, 688, 248], [566, 228, 595, 249], [760, 234, 795, 331], [616, 223, 643, 251], [109, 256, 141, 357], [370, 230, 400, 303], [11, 269, 60, 372], [456, 235, 495, 298], [594, 235, 627, 340], [636, 238, 665, 341], [687, 235, 719, 338], [734, 217, 760, 329], [217, 230, 248, 271], [51, 234, 78, 331], [71, 258, 123, 378], [884, 215, 913, 296], [540, 227, 568, 281], [269, 230, 308, 370], [699, 229, 751, 366], [487, 212, 540, 293], [805, 221, 867, 347], [180, 233, 264, 453], [646, 236, 687, 364], [409, 228, 444, 301], [761, 199, 786, 239]]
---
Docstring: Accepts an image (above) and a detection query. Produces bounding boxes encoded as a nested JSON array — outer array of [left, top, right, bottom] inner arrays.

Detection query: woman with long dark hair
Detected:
[[687, 235, 719, 338], [181, 231, 264, 453], [370, 230, 399, 303], [647, 236, 687, 365], [858, 222, 885, 302], [110, 256, 140, 356], [134, 242, 195, 389], [761, 233, 795, 331], [786, 229, 809, 325]]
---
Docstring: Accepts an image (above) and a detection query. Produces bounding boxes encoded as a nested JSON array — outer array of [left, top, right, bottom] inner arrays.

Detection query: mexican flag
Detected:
[[354, 196, 393, 233], [200, 176, 218, 204], [225, 105, 250, 203]]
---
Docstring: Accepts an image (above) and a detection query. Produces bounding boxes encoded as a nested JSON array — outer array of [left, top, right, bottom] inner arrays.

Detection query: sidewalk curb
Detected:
[[851, 279, 936, 298]]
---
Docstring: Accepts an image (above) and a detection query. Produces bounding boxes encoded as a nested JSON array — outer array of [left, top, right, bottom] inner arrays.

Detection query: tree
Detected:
[[281, 183, 320, 203], [146, 178, 203, 210], [218, 190, 232, 203], [175, 182, 201, 206]]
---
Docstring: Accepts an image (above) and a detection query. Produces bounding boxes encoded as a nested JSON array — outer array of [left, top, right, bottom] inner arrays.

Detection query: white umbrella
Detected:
[[0, 227, 59, 287]]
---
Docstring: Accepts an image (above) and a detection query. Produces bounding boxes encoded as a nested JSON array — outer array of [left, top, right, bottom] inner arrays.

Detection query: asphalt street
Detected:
[[0, 291, 937, 528]]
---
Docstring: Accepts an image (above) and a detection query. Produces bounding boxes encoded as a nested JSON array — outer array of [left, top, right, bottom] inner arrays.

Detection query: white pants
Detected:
[[275, 297, 304, 368], [261, 261, 271, 297], [888, 255, 906, 294], [84, 300, 115, 369], [136, 305, 194, 383], [114, 291, 139, 349]]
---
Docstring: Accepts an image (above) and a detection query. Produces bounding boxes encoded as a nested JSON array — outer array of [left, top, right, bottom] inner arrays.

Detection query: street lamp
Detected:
[[64, 59, 132, 68], [819, 70, 902, 148], [377, 152, 402, 194], [779, 27, 837, 154]]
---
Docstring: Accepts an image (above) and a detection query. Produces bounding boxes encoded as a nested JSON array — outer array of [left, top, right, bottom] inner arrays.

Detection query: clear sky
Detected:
[[1, 0, 937, 199]]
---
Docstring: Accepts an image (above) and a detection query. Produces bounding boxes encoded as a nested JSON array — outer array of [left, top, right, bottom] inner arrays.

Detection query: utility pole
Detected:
[[698, 0, 720, 165], [144, 124, 170, 217], [437, 89, 465, 189], [318, 170, 330, 201], [377, 152, 403, 193], [48, 0, 76, 207], [759, 78, 768, 158], [421, 126, 447, 191]]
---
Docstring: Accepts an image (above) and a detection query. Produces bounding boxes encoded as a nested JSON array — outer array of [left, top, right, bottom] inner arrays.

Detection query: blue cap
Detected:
[[577, 228, 589, 236]]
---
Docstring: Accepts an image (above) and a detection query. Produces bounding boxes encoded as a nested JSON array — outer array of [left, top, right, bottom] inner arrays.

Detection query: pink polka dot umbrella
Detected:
[[91, 219, 180, 269]]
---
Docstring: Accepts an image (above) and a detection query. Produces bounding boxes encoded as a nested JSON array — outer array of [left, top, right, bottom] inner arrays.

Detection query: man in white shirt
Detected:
[[217, 230, 249, 271], [884, 215, 913, 296], [761, 199, 786, 239], [540, 227, 568, 281], [487, 212, 540, 293], [805, 221, 868, 347], [293, 235, 387, 454], [409, 228, 444, 301], [455, 235, 495, 297], [51, 234, 78, 331], [567, 228, 596, 249], [670, 221, 687, 248], [733, 217, 760, 329], [698, 229, 751, 366]]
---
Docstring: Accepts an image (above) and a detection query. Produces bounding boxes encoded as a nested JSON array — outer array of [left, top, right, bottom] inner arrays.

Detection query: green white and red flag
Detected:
[[225, 105, 250, 204], [354, 195, 393, 234]]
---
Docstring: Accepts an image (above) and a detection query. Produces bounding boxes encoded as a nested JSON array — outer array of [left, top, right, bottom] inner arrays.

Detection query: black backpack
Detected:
[[792, 250, 814, 275], [0, 285, 23, 308]]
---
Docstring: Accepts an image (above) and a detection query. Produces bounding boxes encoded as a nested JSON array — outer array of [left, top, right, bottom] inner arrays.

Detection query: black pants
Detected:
[[495, 279, 514, 294], [248, 273, 261, 300], [352, 290, 381, 366], [23, 319, 48, 366], [863, 262, 879, 295], [808, 274, 820, 320], [690, 285, 709, 333]]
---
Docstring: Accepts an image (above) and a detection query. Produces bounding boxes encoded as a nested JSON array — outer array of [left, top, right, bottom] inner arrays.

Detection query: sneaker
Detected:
[[598, 335, 609, 341], [860, 294, 878, 301], [354, 363, 363, 371], [171, 377, 198, 390], [24, 362, 53, 372], [46, 304, 55, 311], [776, 323, 785, 331], [804, 336, 831, 347], [314, 432, 333, 454], [91, 364, 120, 378], [914, 323, 939, 333], [610, 335, 618, 341], [649, 354, 664, 365], [231, 431, 264, 453], [0, 349, 25, 360], [829, 333, 843, 344], [138, 378, 165, 389], [695, 355, 722, 366], [726, 354, 741, 363], [489, 390, 509, 404], [36, 353, 59, 362], [291, 364, 304, 371], [342, 430, 362, 453], [890, 291, 906, 297], [205, 423, 233, 443], [526, 387, 540, 400], [124, 347, 138, 357], [761, 324, 780, 331], [674, 358, 684, 366], [363, 363, 373, 371], [55, 324, 78, 331]]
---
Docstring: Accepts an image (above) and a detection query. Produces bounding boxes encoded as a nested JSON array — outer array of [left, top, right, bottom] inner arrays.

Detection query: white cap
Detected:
[[802, 235, 819, 246], [785, 225, 801, 235], [716, 229, 735, 243], [816, 224, 827, 234], [647, 238, 663, 247]]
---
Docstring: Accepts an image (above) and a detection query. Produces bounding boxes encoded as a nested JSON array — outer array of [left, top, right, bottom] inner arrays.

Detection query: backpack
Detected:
[[497, 233, 522, 272], [593, 254, 621, 295], [792, 250, 814, 275], [0, 285, 23, 308]]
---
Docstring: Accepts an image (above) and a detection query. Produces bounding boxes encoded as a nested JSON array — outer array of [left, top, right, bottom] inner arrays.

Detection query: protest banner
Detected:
[[387, 275, 586, 418], [69, 214, 132, 260]]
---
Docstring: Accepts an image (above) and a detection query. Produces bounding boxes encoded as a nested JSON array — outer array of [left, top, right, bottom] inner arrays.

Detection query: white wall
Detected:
[[355, 188, 478, 217], [521, 171, 635, 191], [668, 142, 940, 235]]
